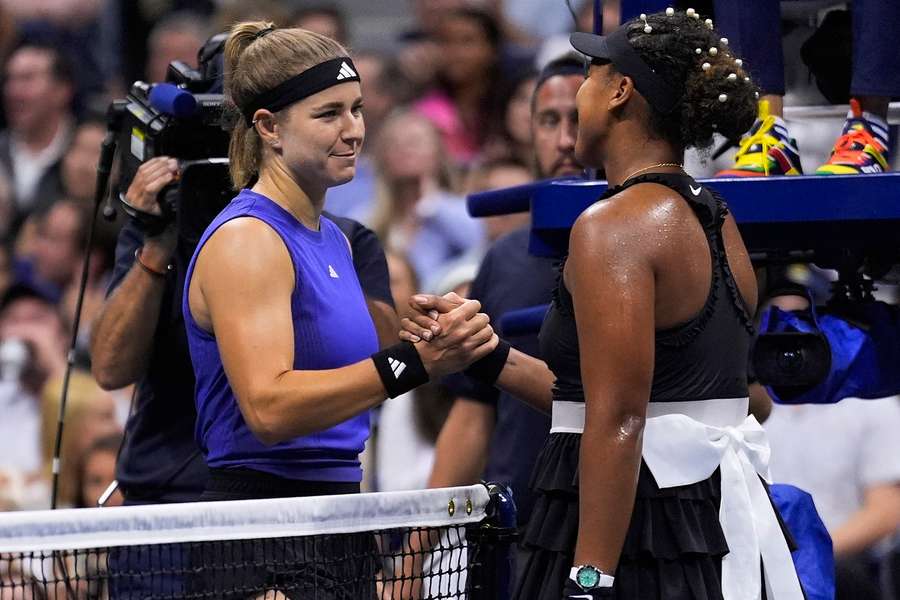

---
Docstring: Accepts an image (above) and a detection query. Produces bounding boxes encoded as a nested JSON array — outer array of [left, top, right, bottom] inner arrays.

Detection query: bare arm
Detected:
[[494, 349, 555, 413], [567, 202, 655, 573], [90, 245, 171, 389], [90, 157, 179, 390], [831, 483, 900, 557], [191, 218, 498, 446]]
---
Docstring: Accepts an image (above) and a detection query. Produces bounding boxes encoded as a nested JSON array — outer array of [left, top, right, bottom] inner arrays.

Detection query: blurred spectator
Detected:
[[288, 3, 348, 45], [0, 41, 75, 221], [0, 281, 67, 480], [398, 0, 469, 89], [74, 432, 123, 508], [483, 68, 537, 168], [765, 397, 900, 598], [0, 240, 11, 298], [370, 110, 484, 288], [40, 370, 120, 508], [410, 0, 468, 37], [465, 157, 532, 243], [16, 198, 89, 299], [0, 172, 13, 239], [0, 0, 102, 26], [536, 1, 594, 68], [326, 51, 403, 221], [60, 113, 104, 204], [0, 5, 17, 76], [211, 1, 290, 32], [100, 1, 215, 92], [414, 8, 505, 164], [500, 0, 584, 44], [145, 11, 210, 84]]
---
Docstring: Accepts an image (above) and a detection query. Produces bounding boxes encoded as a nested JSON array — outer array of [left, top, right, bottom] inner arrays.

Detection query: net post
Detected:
[[466, 482, 518, 600]]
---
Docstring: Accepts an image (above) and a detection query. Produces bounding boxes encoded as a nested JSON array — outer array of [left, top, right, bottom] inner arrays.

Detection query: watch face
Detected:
[[576, 566, 601, 589]]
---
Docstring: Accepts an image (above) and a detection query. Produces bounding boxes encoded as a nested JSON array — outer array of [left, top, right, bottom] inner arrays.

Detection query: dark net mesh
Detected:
[[0, 524, 490, 599]]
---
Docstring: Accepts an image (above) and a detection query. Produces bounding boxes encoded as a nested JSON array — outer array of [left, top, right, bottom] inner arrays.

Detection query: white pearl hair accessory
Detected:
[[727, 73, 737, 81], [735, 58, 743, 67], [709, 47, 718, 56], [718, 93, 728, 102], [686, 7, 696, 17], [666, 7, 675, 16], [744, 76, 750, 82], [702, 62, 711, 71], [705, 18, 713, 28], [696, 48, 702, 54], [640, 13, 652, 33], [720, 37, 729, 46], [755, 91, 760, 98]]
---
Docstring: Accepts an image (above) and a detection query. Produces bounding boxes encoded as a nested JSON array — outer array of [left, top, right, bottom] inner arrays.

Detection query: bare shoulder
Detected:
[[571, 183, 684, 254], [202, 217, 288, 264], [196, 217, 293, 288]]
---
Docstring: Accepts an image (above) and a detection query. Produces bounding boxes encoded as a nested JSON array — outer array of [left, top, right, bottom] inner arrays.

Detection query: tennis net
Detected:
[[0, 483, 516, 599]]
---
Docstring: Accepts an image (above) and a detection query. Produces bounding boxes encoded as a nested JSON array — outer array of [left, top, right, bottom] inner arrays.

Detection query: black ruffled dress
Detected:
[[513, 173, 763, 600]]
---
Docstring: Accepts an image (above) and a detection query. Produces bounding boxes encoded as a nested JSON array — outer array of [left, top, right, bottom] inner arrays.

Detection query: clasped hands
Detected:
[[400, 292, 496, 378]]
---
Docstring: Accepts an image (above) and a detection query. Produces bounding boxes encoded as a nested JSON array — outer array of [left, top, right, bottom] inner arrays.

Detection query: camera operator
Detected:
[[90, 156, 400, 506]]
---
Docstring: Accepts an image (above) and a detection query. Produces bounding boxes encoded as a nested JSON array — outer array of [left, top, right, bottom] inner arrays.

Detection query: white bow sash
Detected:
[[642, 408, 805, 600]]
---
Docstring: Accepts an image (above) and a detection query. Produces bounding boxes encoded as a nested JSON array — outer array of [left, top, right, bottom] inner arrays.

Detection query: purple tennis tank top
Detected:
[[183, 189, 379, 482]]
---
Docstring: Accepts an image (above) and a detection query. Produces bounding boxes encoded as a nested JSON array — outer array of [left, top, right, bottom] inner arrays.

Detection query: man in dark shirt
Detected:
[[91, 156, 396, 505], [428, 56, 585, 525]]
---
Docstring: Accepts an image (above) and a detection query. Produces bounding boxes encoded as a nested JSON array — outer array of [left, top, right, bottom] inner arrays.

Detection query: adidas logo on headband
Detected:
[[242, 57, 361, 126], [337, 61, 357, 81]]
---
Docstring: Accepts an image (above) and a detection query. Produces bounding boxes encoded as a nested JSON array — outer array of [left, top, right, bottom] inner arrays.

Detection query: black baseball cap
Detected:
[[570, 27, 680, 114]]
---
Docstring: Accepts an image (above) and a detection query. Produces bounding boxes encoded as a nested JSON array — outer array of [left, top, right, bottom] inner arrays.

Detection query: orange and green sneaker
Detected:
[[717, 100, 803, 177], [816, 99, 890, 175]]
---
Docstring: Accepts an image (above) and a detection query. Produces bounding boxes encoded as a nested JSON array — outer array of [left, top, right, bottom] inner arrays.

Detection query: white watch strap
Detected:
[[569, 566, 615, 588]]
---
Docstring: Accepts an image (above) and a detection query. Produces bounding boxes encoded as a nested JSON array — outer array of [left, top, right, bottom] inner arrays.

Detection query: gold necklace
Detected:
[[622, 162, 684, 182]]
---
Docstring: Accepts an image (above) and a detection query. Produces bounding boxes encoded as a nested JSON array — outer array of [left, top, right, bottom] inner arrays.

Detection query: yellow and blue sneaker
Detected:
[[816, 99, 890, 175], [718, 100, 803, 177]]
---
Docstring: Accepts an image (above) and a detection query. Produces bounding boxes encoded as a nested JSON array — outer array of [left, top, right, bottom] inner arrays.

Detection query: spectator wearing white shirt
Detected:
[[765, 396, 900, 598], [0, 42, 75, 222]]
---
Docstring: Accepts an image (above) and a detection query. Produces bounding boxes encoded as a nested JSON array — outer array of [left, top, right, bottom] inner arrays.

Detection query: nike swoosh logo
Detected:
[[690, 185, 702, 196]]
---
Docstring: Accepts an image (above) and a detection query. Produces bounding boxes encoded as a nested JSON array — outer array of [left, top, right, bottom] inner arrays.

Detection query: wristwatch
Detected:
[[569, 565, 615, 590]]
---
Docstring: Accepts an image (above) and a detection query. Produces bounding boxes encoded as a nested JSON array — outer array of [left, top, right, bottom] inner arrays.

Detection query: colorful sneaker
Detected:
[[717, 100, 803, 177], [815, 99, 890, 175]]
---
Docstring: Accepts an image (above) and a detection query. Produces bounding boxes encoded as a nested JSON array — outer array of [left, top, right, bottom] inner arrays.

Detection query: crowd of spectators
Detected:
[[0, 1, 896, 596]]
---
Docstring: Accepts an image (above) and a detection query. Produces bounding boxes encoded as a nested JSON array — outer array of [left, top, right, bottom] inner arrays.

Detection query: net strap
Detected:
[[0, 485, 491, 553]]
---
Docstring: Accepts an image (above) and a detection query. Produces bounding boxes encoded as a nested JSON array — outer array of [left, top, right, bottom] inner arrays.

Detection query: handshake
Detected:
[[396, 292, 501, 380]]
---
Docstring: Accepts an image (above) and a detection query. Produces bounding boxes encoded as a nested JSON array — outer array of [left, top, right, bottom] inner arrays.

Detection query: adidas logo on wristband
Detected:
[[388, 358, 406, 378], [373, 342, 428, 398]]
